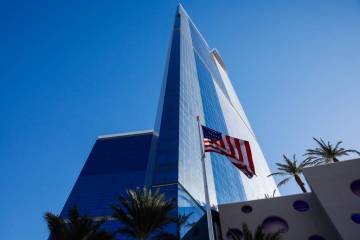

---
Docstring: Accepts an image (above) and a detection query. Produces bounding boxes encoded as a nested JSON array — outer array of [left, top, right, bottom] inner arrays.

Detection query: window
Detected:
[[241, 205, 253, 213], [262, 216, 289, 233], [293, 200, 310, 212]]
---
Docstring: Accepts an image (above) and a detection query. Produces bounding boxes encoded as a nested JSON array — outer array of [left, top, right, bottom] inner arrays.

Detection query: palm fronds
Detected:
[[44, 207, 114, 240], [264, 189, 277, 199], [276, 177, 291, 187], [304, 138, 360, 164], [267, 155, 309, 193], [235, 223, 283, 240], [111, 187, 176, 240]]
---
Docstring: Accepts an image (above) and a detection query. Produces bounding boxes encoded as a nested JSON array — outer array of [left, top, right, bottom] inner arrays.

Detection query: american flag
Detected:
[[201, 125, 255, 178]]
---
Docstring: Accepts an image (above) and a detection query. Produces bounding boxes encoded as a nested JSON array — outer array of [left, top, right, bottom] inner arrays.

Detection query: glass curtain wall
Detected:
[[149, 4, 278, 238]]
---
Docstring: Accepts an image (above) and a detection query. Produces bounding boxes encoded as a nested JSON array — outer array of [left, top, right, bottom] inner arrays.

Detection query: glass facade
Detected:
[[60, 131, 154, 234], [149, 4, 278, 209], [58, 4, 278, 240], [148, 4, 278, 237]]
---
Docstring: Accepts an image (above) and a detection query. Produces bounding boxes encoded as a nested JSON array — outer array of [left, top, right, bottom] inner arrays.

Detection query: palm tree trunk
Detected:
[[333, 157, 339, 162], [294, 174, 307, 193]]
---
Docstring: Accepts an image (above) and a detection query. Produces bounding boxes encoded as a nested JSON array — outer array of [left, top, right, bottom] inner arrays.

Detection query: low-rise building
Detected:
[[219, 159, 360, 240]]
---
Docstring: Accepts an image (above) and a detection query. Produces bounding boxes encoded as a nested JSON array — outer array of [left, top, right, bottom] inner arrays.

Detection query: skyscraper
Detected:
[[59, 4, 278, 239]]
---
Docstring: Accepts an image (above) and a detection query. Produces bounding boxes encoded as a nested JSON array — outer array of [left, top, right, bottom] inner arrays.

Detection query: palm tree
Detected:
[[268, 155, 314, 193], [264, 189, 277, 199], [155, 213, 193, 240], [111, 187, 176, 240], [227, 223, 282, 240], [304, 137, 360, 164], [44, 206, 114, 240]]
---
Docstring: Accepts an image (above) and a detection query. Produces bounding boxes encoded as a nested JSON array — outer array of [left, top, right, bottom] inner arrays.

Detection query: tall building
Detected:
[[59, 5, 278, 239]]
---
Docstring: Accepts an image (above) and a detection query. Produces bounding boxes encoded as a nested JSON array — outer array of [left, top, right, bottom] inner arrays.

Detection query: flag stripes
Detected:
[[202, 125, 255, 178]]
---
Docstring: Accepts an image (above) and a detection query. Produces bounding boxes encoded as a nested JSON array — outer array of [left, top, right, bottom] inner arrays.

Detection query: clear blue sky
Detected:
[[1, 0, 360, 239]]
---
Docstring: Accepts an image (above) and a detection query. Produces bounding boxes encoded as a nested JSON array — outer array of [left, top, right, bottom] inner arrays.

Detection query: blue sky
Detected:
[[1, 0, 360, 239]]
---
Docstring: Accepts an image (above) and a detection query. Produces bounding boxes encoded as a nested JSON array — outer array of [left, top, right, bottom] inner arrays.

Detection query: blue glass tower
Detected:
[[58, 5, 278, 239], [145, 5, 278, 237]]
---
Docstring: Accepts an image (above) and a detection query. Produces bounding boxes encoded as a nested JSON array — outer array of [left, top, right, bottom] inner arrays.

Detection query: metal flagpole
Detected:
[[196, 115, 215, 240]]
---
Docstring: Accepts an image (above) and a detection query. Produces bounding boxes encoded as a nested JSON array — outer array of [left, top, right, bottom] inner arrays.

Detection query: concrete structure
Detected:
[[219, 159, 360, 240]]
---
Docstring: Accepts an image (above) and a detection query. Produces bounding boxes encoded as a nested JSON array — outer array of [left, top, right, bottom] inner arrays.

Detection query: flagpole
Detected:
[[196, 115, 215, 240]]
